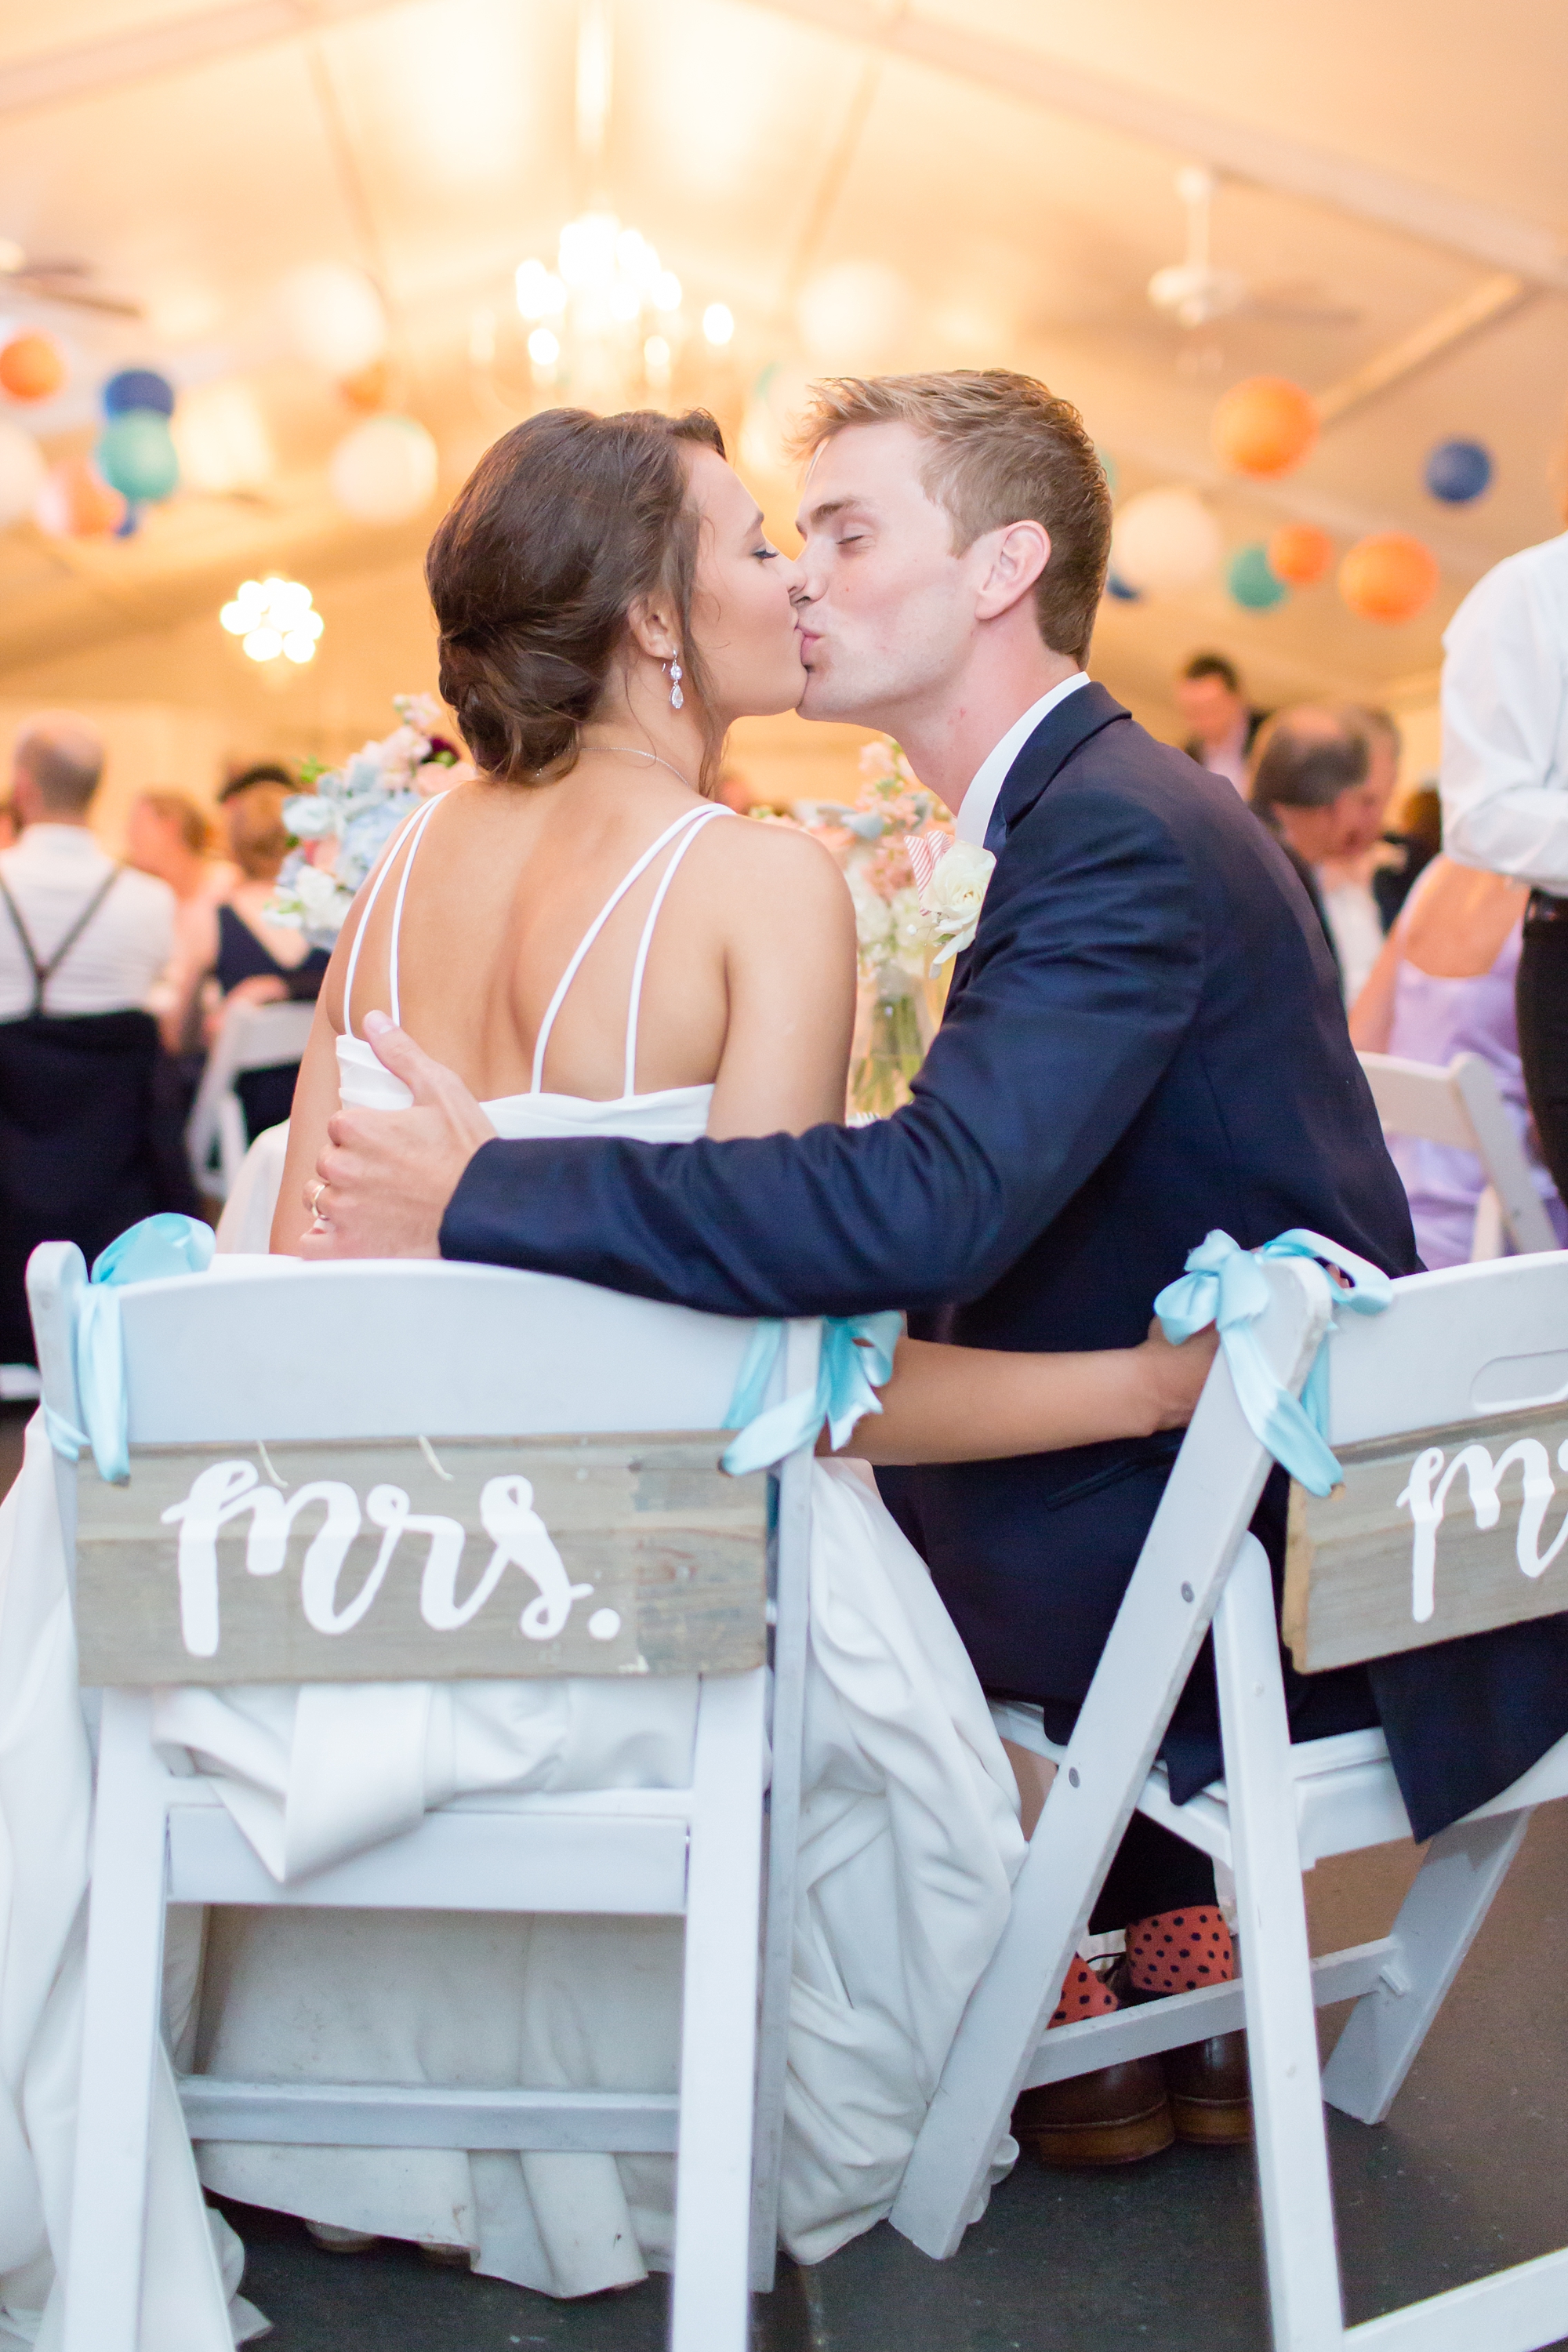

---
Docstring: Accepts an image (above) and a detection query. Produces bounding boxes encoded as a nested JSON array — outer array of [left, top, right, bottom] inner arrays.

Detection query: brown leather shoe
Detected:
[[1107, 1953, 1255, 2149], [1012, 2059, 1175, 2169], [1162, 2030, 1253, 2146]]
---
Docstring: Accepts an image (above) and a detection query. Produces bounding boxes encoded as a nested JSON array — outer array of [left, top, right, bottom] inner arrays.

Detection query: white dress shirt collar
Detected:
[[6, 822, 105, 865], [954, 672, 1090, 847]]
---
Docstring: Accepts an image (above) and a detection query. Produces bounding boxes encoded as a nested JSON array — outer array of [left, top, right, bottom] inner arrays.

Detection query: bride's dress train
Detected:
[[171, 1454, 1023, 2290]]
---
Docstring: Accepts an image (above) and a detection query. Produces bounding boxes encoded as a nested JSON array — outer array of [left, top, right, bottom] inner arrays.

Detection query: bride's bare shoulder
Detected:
[[699, 808, 851, 913]]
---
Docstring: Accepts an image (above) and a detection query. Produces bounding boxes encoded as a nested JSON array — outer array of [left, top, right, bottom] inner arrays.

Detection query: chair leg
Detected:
[[1321, 1809, 1529, 2125], [750, 1421, 815, 2294], [62, 1690, 171, 2352], [670, 1668, 767, 2352], [1215, 1535, 1345, 2352]]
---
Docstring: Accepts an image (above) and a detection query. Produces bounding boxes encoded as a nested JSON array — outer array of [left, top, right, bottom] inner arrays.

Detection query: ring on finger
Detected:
[[307, 1178, 327, 1216]]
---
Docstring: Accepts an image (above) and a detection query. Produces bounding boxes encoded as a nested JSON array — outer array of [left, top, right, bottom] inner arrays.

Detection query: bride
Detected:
[[186, 405, 1210, 2296]]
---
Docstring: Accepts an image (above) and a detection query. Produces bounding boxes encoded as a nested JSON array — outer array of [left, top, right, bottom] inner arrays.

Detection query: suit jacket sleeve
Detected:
[[441, 783, 1206, 1316]]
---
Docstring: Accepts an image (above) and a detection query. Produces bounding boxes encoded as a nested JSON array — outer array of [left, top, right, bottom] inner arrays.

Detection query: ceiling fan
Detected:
[[1147, 167, 1358, 332], [0, 239, 143, 320]]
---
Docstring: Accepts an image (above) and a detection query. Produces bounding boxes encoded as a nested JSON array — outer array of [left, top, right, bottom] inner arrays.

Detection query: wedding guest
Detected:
[[0, 799, 17, 851], [1249, 706, 1394, 1001], [0, 713, 194, 1364], [1439, 498, 1568, 1196], [0, 717, 174, 1022], [128, 790, 238, 1064], [1349, 855, 1566, 1264], [1174, 651, 1266, 794], [1374, 768, 1442, 932], [166, 778, 329, 1142], [125, 788, 231, 905]]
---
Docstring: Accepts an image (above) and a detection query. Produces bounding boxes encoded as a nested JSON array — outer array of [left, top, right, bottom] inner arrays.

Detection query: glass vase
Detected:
[[850, 986, 927, 1120]]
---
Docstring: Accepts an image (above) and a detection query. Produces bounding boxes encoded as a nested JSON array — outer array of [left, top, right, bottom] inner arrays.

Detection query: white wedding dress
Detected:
[[71, 797, 1025, 2307]]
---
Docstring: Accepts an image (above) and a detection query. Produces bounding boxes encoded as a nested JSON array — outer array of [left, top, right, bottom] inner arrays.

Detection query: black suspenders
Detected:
[[0, 862, 124, 1018]]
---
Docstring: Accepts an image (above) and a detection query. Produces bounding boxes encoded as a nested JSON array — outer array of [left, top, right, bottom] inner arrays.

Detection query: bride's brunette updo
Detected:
[[426, 406, 726, 786]]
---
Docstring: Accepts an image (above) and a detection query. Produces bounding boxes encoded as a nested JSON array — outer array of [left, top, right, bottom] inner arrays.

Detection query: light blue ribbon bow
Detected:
[[1154, 1227, 1392, 1497], [720, 1312, 903, 1475], [45, 1214, 215, 1483]]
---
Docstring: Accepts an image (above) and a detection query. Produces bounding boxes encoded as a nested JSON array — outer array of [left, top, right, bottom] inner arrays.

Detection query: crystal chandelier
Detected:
[[506, 3, 734, 408], [514, 214, 683, 391]]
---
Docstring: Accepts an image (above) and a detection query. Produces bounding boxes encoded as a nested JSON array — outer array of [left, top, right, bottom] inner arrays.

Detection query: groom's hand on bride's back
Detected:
[[301, 1011, 497, 1260]]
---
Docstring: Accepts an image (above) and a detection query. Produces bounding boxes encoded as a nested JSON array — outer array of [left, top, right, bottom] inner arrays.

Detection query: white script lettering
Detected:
[[1397, 1436, 1568, 1622], [162, 1463, 362, 1655], [158, 1460, 597, 1655]]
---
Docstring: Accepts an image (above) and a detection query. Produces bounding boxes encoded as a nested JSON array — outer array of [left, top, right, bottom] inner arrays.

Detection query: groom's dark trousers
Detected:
[[443, 682, 1568, 1894]]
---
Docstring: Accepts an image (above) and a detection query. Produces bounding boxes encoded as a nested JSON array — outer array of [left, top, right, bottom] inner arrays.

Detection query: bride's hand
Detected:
[[302, 1012, 497, 1259], [1140, 1317, 1220, 1431]]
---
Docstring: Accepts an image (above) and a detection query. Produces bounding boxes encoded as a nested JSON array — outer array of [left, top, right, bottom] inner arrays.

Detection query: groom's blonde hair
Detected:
[[787, 370, 1111, 665]]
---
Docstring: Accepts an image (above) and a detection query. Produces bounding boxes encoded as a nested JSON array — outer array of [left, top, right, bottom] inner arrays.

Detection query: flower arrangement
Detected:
[[779, 738, 996, 1117], [268, 693, 477, 947]]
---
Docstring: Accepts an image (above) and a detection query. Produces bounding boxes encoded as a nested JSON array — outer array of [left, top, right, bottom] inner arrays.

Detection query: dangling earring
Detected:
[[666, 656, 684, 711]]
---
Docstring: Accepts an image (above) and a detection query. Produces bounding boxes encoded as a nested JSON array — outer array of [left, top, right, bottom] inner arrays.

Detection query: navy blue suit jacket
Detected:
[[444, 684, 1568, 1838]]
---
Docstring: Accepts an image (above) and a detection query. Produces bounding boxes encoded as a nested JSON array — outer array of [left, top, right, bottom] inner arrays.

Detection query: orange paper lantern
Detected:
[[1211, 376, 1318, 478], [1267, 522, 1334, 587], [0, 331, 66, 403], [339, 358, 390, 412], [34, 456, 126, 539], [1338, 532, 1440, 625]]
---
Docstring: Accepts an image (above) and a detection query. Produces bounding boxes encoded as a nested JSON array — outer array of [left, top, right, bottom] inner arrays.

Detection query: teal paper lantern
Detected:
[[1094, 444, 1120, 498], [96, 409, 179, 504], [1227, 542, 1287, 611]]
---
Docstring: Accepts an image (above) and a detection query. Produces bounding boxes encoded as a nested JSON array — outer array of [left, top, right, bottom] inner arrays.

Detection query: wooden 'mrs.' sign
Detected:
[[74, 1433, 767, 1686], [1283, 1402, 1568, 1673]]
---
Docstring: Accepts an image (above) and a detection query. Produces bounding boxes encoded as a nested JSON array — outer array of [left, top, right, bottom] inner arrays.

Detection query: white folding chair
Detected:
[[1359, 1047, 1557, 1260], [186, 999, 317, 1200], [893, 1248, 1568, 2352], [29, 1247, 817, 2352]]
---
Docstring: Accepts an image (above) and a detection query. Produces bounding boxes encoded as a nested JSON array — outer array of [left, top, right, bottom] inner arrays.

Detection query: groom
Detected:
[[308, 372, 1568, 2152]]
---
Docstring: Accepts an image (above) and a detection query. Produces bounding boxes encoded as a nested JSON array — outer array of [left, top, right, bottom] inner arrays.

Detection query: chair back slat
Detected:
[[32, 1253, 789, 1688], [1358, 1051, 1478, 1151], [1279, 1251, 1568, 1671], [74, 1432, 766, 1686], [1359, 1048, 1558, 1257], [110, 1259, 760, 1443], [1325, 1255, 1568, 1448]]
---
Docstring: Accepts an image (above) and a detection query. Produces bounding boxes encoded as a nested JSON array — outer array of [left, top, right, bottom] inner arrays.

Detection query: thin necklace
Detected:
[[597, 742, 695, 792]]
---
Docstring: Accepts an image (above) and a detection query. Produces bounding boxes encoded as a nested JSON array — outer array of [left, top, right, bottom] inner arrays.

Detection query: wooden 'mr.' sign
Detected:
[[1283, 1402, 1568, 1673], [75, 1434, 768, 1686]]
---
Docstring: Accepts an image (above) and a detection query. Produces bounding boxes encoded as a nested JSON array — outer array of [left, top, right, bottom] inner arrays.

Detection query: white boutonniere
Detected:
[[920, 838, 996, 967]]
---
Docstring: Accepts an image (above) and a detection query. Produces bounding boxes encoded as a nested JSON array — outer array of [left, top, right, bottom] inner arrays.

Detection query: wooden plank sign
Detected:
[[1283, 1403, 1568, 1673], [75, 1434, 768, 1686]]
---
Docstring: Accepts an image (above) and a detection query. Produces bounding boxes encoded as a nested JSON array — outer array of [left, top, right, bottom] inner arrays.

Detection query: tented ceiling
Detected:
[[0, 0, 1563, 753]]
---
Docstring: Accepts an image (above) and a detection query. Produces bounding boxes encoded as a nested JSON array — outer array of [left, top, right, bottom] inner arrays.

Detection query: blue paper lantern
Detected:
[[1424, 437, 1492, 504], [96, 411, 179, 503], [1227, 543, 1287, 611], [1105, 571, 1142, 603], [103, 367, 176, 419]]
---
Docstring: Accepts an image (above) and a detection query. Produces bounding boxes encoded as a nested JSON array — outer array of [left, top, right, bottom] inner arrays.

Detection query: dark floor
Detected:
[[6, 1401, 1565, 2349]]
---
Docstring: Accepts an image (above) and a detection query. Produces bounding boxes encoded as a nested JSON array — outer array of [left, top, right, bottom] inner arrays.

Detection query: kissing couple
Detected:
[[252, 371, 1566, 2238]]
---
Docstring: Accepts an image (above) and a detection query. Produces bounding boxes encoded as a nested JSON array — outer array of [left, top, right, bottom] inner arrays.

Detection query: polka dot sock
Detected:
[[1125, 1907, 1234, 1995], [1047, 1956, 1120, 2030]]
